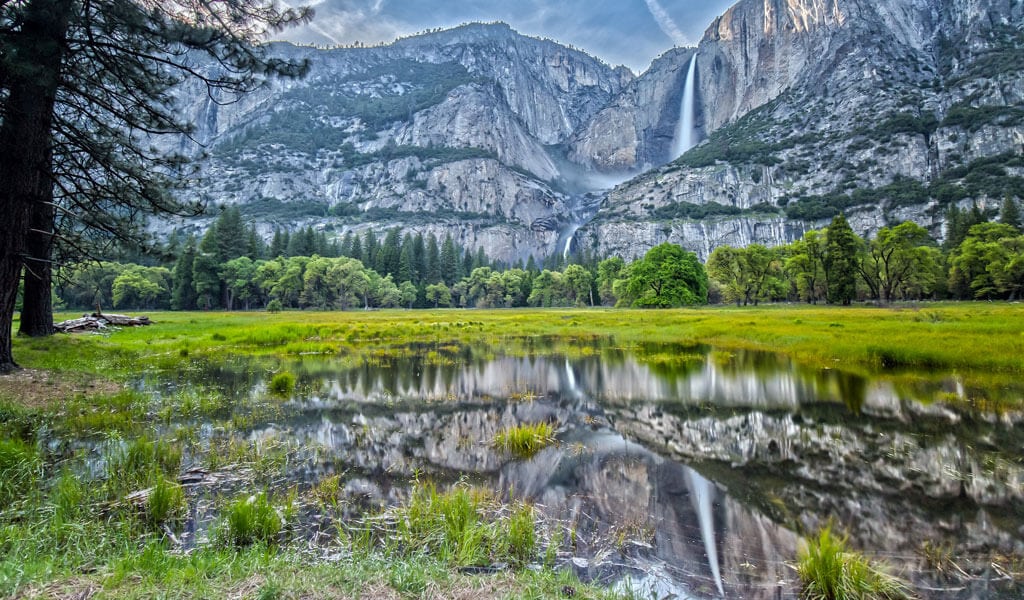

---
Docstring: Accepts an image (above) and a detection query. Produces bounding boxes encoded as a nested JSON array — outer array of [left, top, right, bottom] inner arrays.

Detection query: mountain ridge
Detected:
[[164, 4, 1024, 263]]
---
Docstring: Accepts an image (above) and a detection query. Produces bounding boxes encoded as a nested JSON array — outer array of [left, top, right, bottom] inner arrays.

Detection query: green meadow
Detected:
[[17, 302, 1024, 382], [2, 302, 1023, 598]]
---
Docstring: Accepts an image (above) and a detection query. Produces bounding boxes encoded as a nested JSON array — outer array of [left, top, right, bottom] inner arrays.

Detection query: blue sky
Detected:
[[276, 0, 737, 73]]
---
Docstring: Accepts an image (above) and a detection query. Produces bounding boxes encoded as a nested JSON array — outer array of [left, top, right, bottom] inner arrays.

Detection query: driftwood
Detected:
[[54, 311, 152, 333]]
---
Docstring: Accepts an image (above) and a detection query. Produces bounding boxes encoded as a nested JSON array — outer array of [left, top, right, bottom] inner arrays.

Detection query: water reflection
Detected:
[[139, 343, 1023, 598]]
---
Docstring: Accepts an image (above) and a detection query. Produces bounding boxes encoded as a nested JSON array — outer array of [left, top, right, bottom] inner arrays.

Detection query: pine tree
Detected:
[[1000, 196, 1021, 231], [340, 231, 355, 258], [379, 228, 402, 278], [270, 229, 287, 258], [350, 234, 364, 263], [214, 206, 246, 262], [412, 233, 426, 285], [439, 234, 459, 285], [171, 236, 198, 310], [0, 0, 310, 369], [424, 233, 441, 284], [363, 230, 379, 271], [398, 233, 416, 284]]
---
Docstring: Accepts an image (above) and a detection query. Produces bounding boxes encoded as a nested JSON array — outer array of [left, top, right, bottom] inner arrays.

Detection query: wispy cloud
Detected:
[[643, 0, 689, 47]]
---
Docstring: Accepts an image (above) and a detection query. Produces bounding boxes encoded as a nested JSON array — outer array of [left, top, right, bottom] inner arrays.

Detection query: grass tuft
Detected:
[[147, 477, 185, 527], [797, 526, 911, 600], [268, 372, 296, 396], [225, 491, 284, 547], [492, 422, 556, 459]]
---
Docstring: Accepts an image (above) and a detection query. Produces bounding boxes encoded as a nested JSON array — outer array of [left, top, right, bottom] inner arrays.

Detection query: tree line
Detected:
[[706, 198, 1024, 305], [55, 205, 711, 311], [54, 197, 1024, 313]]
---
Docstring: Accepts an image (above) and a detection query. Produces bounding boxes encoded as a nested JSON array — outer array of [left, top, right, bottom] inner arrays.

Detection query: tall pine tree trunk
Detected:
[[19, 161, 56, 338], [0, 0, 71, 371]]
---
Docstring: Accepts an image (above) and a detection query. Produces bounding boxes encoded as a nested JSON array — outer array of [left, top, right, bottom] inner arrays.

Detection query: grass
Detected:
[[386, 480, 539, 568], [15, 303, 1024, 392], [268, 371, 296, 396], [224, 491, 286, 547], [4, 303, 1024, 597], [492, 422, 556, 459], [797, 526, 911, 600]]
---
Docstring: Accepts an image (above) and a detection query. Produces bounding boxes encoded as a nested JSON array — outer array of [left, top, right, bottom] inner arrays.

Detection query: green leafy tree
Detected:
[[57, 262, 124, 309], [425, 282, 451, 308], [858, 221, 937, 302], [619, 243, 708, 308], [112, 266, 169, 309], [949, 223, 1021, 299], [528, 270, 564, 307], [596, 257, 625, 306], [785, 231, 828, 304], [562, 264, 593, 307], [326, 258, 370, 310], [222, 257, 260, 310], [399, 280, 418, 309]]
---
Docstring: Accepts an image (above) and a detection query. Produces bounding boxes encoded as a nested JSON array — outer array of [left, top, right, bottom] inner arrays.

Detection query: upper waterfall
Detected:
[[672, 53, 699, 158]]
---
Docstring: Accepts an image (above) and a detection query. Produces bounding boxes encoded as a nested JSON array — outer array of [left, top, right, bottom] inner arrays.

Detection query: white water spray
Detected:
[[672, 53, 698, 158], [686, 467, 724, 596]]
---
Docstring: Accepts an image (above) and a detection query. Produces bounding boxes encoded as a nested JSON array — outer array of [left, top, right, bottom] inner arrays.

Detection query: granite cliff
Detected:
[[169, 1, 1024, 263]]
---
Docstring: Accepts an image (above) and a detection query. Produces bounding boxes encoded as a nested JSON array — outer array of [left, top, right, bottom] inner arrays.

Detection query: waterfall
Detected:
[[686, 467, 724, 596], [563, 226, 579, 261], [672, 53, 698, 158]]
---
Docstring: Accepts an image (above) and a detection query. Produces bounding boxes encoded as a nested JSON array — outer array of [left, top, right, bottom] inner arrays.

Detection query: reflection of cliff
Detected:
[[253, 398, 802, 599], [607, 402, 1024, 566]]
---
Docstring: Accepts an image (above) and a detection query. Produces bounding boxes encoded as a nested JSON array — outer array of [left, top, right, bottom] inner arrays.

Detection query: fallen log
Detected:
[[54, 316, 108, 333], [93, 312, 151, 326], [54, 312, 152, 333]]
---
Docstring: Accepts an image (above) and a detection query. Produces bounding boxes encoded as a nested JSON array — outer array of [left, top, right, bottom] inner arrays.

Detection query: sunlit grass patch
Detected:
[[797, 526, 911, 600], [492, 422, 556, 459]]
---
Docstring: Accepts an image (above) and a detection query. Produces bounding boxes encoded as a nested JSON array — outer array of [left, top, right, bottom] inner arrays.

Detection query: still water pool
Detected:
[[133, 342, 1024, 598]]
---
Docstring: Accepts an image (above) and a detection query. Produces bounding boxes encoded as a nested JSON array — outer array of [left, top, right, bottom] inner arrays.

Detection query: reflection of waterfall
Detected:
[[686, 467, 724, 597], [672, 53, 698, 158]]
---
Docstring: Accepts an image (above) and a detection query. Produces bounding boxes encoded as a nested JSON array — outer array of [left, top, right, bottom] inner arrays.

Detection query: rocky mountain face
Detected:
[[170, 1, 1024, 263], [169, 23, 630, 263], [576, 0, 1024, 260]]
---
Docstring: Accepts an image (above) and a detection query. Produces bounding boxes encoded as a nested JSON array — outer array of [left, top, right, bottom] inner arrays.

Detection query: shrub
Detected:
[[266, 299, 283, 313]]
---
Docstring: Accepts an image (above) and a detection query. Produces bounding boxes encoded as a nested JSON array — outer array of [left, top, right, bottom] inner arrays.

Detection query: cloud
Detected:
[[643, 0, 690, 47]]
